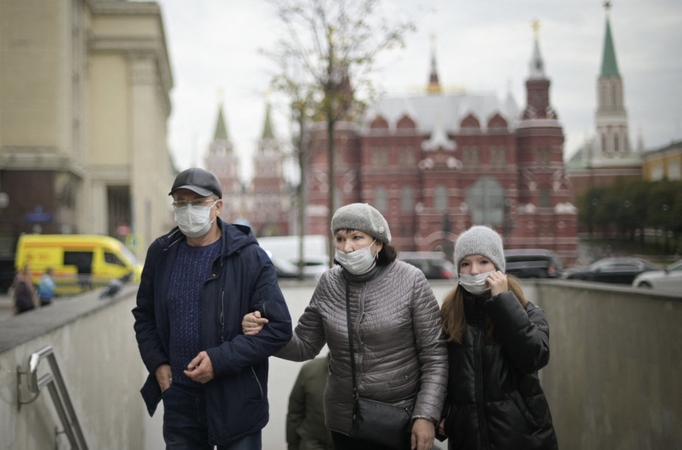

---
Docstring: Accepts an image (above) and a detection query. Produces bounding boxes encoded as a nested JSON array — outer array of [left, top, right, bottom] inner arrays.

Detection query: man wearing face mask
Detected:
[[242, 203, 447, 450], [438, 226, 558, 449], [132, 167, 292, 449]]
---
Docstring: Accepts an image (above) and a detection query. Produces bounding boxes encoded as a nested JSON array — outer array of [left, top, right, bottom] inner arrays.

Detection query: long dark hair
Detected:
[[377, 244, 397, 266]]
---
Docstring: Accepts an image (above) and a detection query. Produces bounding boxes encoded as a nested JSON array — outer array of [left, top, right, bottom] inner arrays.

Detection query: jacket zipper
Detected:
[[250, 366, 264, 399], [219, 289, 225, 343], [473, 327, 490, 449]]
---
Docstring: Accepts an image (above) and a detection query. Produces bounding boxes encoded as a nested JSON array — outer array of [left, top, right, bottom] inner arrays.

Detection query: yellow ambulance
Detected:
[[15, 234, 143, 295]]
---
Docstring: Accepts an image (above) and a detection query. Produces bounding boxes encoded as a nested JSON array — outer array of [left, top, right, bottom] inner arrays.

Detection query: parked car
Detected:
[[563, 257, 663, 285], [632, 259, 682, 293], [504, 249, 563, 278], [399, 252, 456, 279]]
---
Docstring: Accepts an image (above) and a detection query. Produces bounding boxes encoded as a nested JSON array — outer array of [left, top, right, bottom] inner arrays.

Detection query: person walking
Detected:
[[438, 225, 558, 449], [37, 267, 56, 307], [287, 353, 334, 450], [132, 167, 292, 449], [12, 264, 38, 315], [243, 203, 447, 450]]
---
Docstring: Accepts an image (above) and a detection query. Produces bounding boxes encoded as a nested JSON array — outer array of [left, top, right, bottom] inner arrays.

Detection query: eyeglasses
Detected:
[[171, 198, 217, 210]]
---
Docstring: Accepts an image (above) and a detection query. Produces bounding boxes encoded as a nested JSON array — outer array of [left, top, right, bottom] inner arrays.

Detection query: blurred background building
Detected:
[[0, 0, 175, 260]]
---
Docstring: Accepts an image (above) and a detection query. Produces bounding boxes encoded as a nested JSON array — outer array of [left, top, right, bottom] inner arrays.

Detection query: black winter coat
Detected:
[[132, 221, 292, 445], [443, 291, 558, 450]]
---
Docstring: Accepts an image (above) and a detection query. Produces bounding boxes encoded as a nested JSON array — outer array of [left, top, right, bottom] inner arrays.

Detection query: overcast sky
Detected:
[[155, 0, 682, 182]]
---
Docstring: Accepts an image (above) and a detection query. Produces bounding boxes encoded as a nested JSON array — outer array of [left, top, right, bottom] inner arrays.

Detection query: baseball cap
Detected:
[[169, 168, 223, 198]]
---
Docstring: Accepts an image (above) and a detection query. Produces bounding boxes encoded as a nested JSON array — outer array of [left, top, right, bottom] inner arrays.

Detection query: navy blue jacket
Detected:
[[132, 221, 292, 445]]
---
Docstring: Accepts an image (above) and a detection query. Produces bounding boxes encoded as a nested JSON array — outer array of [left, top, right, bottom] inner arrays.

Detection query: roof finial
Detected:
[[427, 33, 442, 95], [532, 19, 540, 39], [604, 1, 612, 17], [217, 88, 224, 105]]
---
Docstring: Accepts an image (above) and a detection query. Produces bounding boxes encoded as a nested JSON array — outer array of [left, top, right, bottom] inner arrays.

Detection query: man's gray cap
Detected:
[[454, 225, 506, 273], [169, 168, 222, 198], [331, 203, 391, 244]]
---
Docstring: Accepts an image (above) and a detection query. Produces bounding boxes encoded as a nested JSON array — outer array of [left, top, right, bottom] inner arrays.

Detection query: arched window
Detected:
[[434, 184, 448, 211], [374, 186, 387, 212], [401, 186, 414, 212], [539, 186, 552, 208], [465, 177, 505, 226]]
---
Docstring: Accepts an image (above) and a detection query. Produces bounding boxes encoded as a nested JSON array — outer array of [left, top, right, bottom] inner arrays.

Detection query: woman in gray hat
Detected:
[[243, 203, 447, 450]]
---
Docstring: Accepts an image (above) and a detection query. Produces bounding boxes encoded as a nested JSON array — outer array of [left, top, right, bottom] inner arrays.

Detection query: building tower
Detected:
[[248, 101, 291, 236], [594, 1, 631, 160], [204, 101, 242, 222], [426, 35, 443, 95], [516, 21, 577, 252]]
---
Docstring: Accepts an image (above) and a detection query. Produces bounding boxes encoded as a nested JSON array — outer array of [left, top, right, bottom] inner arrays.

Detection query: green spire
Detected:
[[261, 102, 274, 140], [600, 17, 620, 77], [213, 104, 229, 141]]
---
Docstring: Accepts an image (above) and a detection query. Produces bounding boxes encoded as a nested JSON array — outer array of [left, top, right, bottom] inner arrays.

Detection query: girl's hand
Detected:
[[486, 270, 508, 296]]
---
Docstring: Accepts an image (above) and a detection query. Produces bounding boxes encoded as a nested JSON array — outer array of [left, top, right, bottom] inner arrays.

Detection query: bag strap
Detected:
[[345, 282, 359, 400]]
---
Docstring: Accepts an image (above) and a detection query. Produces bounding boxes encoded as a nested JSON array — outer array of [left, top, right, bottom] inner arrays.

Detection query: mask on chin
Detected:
[[174, 203, 216, 238], [334, 240, 378, 275], [458, 271, 495, 295]]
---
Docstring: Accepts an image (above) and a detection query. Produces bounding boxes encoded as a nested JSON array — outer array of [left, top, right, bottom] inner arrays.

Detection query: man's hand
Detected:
[[410, 418, 435, 450], [155, 363, 172, 392], [242, 310, 269, 335], [184, 351, 215, 384]]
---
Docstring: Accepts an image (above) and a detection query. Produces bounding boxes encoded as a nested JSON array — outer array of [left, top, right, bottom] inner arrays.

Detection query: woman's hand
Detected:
[[242, 311, 269, 335], [486, 270, 508, 297], [410, 418, 435, 450]]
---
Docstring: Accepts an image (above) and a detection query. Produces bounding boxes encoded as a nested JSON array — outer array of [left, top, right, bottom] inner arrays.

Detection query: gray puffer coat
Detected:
[[275, 260, 448, 435]]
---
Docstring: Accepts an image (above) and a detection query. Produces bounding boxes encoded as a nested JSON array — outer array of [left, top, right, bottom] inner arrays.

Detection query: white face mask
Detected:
[[458, 271, 495, 295], [174, 202, 216, 238], [335, 240, 378, 275]]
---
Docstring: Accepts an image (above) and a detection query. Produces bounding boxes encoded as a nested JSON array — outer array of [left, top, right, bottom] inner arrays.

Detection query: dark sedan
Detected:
[[563, 257, 663, 285]]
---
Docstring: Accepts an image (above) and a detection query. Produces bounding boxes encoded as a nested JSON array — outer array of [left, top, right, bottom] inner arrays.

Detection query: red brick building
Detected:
[[305, 31, 578, 263]]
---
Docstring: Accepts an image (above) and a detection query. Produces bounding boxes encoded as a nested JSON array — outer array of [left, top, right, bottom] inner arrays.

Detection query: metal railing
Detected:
[[17, 345, 89, 450]]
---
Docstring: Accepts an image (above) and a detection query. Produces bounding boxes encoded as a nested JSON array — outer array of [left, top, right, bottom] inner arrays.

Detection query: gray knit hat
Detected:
[[454, 225, 505, 273], [331, 203, 391, 244]]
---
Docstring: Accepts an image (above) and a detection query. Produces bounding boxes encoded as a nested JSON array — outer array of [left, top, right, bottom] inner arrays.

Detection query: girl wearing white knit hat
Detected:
[[438, 225, 558, 450]]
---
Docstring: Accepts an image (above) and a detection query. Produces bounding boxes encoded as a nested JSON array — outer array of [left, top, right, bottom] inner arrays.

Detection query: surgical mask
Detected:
[[335, 240, 378, 275], [458, 271, 495, 295], [174, 202, 216, 238]]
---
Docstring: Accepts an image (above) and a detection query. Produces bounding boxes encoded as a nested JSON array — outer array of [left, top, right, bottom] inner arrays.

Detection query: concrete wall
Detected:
[[0, 285, 146, 450], [530, 280, 681, 449], [0, 280, 680, 449]]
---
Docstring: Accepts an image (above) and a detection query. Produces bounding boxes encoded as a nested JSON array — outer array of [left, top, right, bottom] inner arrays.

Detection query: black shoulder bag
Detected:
[[345, 283, 412, 450]]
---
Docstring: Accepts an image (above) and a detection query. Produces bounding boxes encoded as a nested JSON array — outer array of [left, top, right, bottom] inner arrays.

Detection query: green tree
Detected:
[[264, 0, 415, 264]]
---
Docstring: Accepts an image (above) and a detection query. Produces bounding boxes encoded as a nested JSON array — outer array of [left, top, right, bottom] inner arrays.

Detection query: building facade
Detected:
[[304, 29, 578, 263], [0, 0, 175, 260]]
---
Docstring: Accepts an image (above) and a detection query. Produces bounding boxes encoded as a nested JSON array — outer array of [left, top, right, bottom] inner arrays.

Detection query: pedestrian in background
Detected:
[[132, 167, 292, 449], [438, 225, 558, 449], [37, 267, 56, 307], [287, 353, 334, 450], [244, 203, 447, 450], [11, 264, 38, 315]]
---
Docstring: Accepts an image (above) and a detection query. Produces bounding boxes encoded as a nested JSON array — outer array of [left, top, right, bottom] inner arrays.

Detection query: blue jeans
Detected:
[[162, 384, 262, 450]]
